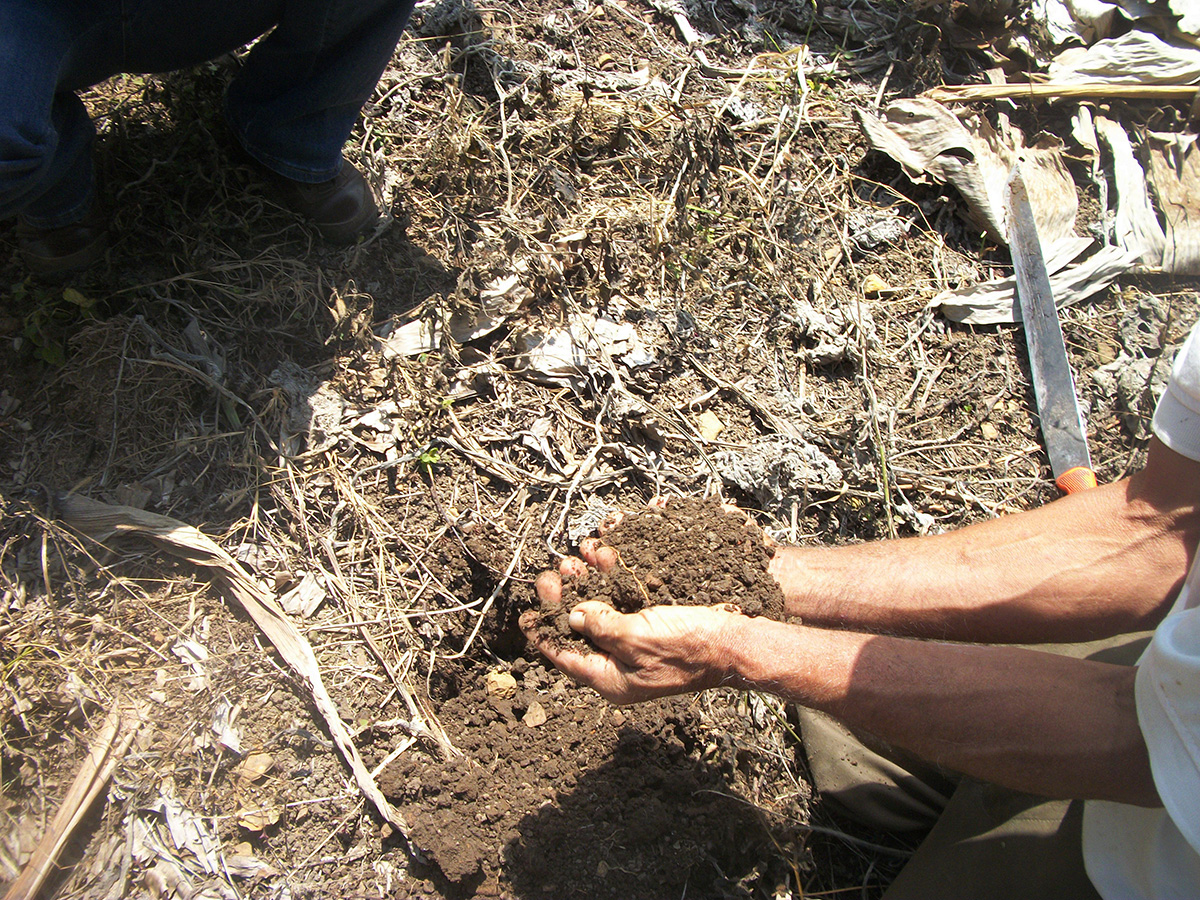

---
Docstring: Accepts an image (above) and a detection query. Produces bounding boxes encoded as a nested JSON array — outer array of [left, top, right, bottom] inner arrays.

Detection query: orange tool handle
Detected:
[[1056, 466, 1098, 494]]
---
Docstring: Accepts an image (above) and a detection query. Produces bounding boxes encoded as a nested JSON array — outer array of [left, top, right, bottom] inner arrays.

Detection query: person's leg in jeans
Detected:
[[799, 635, 1150, 899], [0, 1, 116, 233], [2, 0, 408, 271], [120, 0, 417, 243], [1, 0, 283, 273], [223, 0, 416, 183]]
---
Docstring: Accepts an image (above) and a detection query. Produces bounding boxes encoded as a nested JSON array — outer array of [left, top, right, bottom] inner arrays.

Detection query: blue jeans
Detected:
[[0, 0, 414, 229]]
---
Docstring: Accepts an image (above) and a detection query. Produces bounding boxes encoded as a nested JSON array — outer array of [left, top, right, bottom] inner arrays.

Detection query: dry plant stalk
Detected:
[[926, 83, 1200, 102], [3, 703, 141, 900], [54, 493, 410, 836]]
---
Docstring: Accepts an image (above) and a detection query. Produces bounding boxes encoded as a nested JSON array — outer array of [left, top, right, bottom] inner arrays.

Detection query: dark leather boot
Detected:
[[16, 205, 109, 278], [260, 161, 380, 244]]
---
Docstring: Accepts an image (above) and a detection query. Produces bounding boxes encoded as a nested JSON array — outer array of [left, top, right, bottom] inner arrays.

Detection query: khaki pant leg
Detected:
[[882, 783, 1099, 900], [799, 633, 1151, 899], [798, 707, 956, 834]]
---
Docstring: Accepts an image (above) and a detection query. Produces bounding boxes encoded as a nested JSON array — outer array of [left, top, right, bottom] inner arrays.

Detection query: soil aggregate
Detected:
[[529, 497, 786, 649]]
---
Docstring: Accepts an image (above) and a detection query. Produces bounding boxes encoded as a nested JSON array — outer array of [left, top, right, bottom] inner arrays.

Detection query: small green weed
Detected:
[[9, 280, 98, 366]]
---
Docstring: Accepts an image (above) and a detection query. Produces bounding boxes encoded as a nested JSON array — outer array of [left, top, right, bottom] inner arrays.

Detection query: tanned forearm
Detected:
[[724, 615, 1158, 806], [769, 439, 1200, 643]]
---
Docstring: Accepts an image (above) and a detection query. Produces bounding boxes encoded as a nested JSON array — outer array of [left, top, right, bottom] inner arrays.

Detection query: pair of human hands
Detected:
[[518, 530, 750, 705]]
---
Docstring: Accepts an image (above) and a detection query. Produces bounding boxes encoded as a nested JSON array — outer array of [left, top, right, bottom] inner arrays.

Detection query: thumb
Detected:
[[567, 601, 627, 650]]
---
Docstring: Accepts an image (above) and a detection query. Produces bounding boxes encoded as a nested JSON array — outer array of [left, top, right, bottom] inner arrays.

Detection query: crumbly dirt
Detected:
[[375, 661, 794, 899], [528, 497, 785, 648], [2, 0, 1198, 898]]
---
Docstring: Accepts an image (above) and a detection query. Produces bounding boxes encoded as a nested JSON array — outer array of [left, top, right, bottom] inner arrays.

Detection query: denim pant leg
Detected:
[[225, 0, 416, 183], [0, 1, 120, 228], [1, 0, 286, 227]]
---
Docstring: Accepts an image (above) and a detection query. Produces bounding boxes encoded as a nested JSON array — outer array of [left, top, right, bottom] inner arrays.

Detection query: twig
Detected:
[[440, 526, 530, 660]]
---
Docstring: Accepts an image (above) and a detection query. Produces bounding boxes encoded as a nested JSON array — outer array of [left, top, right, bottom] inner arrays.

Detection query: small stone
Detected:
[[862, 273, 892, 297], [486, 670, 518, 699], [1095, 338, 1119, 366], [522, 700, 548, 728], [696, 410, 725, 441], [980, 421, 1000, 441]]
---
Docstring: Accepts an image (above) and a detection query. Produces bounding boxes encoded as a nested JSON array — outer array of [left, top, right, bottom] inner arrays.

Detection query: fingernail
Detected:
[[568, 609, 585, 630]]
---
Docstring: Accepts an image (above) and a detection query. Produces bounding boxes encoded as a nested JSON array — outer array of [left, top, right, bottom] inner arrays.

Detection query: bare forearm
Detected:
[[725, 615, 1158, 805], [771, 442, 1200, 642]]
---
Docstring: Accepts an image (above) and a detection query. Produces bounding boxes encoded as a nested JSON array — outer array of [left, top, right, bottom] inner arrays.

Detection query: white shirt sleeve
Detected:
[[1152, 322, 1200, 462], [1136, 604, 1200, 854], [1083, 319, 1200, 899]]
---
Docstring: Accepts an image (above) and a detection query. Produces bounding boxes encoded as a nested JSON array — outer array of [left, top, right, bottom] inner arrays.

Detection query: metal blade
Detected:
[[1004, 167, 1092, 480]]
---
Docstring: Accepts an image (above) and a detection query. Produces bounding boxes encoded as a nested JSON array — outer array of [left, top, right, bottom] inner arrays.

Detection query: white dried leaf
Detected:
[[210, 697, 241, 754], [277, 572, 327, 618], [377, 317, 442, 359], [858, 99, 1076, 245], [172, 640, 210, 692]]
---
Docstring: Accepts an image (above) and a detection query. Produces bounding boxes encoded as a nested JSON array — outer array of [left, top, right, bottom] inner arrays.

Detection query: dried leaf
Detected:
[[235, 805, 281, 832], [235, 752, 274, 784], [223, 853, 279, 878], [861, 274, 892, 297], [277, 572, 327, 618], [857, 99, 1076, 245]]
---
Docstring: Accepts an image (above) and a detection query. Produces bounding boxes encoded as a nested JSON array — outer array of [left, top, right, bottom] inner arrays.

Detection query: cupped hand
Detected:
[[520, 537, 748, 705]]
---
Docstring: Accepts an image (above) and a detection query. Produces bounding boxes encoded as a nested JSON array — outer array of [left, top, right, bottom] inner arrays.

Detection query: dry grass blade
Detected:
[[926, 83, 1200, 102], [53, 494, 409, 837], [3, 702, 142, 900]]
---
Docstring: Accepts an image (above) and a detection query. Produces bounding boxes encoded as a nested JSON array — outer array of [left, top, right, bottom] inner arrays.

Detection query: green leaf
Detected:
[[36, 342, 66, 366], [62, 287, 96, 309]]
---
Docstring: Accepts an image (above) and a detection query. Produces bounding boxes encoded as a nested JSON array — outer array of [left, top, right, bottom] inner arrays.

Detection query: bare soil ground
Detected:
[[2, 1, 1198, 898]]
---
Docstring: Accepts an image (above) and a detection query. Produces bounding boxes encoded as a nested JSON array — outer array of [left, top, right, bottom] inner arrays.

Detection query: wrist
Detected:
[[768, 546, 825, 618], [717, 613, 772, 691]]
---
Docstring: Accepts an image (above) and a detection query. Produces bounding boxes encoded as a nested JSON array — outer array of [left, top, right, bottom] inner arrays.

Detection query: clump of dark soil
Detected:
[[377, 658, 792, 898], [529, 497, 785, 646]]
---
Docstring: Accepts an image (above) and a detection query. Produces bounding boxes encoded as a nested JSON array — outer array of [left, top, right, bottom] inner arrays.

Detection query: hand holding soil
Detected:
[[521, 497, 786, 703]]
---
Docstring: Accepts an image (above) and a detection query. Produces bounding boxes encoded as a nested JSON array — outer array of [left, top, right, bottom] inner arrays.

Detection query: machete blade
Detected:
[[1004, 166, 1096, 493]]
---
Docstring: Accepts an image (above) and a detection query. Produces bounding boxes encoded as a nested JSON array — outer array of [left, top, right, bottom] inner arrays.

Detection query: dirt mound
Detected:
[[377, 659, 793, 898]]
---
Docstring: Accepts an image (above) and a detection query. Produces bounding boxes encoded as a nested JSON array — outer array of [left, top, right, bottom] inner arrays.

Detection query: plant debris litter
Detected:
[[3, 0, 1199, 897]]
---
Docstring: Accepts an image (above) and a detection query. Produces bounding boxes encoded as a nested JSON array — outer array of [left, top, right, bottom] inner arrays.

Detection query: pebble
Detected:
[[522, 700, 548, 728], [486, 670, 518, 699]]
